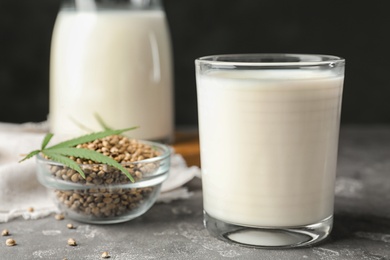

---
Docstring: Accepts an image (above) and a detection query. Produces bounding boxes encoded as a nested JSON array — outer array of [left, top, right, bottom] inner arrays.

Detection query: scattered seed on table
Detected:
[[67, 238, 77, 246], [67, 223, 75, 229], [101, 251, 110, 258], [5, 238, 16, 246], [55, 214, 65, 220], [1, 229, 9, 236]]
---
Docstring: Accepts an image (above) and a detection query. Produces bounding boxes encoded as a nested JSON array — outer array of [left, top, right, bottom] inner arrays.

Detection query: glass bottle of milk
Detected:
[[49, 0, 174, 142]]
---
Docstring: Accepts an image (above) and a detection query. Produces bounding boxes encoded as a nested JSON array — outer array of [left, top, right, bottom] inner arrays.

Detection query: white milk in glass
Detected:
[[50, 8, 173, 141], [197, 70, 343, 227]]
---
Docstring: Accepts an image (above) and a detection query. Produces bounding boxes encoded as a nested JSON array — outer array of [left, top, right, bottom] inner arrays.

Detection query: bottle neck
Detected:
[[61, 0, 162, 11]]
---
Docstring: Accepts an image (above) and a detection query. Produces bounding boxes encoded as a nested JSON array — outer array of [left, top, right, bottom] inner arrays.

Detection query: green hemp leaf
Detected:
[[19, 127, 138, 182]]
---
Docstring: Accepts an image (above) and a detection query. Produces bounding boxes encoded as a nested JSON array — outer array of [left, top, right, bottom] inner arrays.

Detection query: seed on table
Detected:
[[101, 251, 110, 258], [55, 214, 65, 220], [27, 207, 34, 212], [5, 238, 16, 246], [67, 223, 75, 229], [1, 229, 9, 236], [67, 238, 77, 246]]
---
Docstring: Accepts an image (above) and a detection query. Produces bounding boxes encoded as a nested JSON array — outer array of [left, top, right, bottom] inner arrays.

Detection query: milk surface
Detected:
[[197, 69, 344, 227], [50, 9, 173, 140]]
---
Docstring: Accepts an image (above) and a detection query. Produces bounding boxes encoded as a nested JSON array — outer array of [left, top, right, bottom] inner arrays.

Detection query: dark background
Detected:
[[1, 0, 389, 126]]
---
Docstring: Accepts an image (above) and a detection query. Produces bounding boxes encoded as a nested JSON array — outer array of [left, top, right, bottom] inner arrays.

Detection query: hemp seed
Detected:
[[101, 251, 110, 258], [55, 214, 65, 220], [67, 223, 75, 229], [5, 238, 16, 246], [27, 207, 34, 212], [1, 229, 9, 236], [71, 173, 79, 183], [67, 238, 77, 246], [48, 135, 160, 220]]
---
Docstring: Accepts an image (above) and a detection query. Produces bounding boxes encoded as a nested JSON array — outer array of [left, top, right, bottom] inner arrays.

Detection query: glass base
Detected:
[[204, 212, 333, 249]]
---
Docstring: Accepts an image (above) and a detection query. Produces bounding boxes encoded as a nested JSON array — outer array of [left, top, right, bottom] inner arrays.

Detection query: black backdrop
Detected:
[[1, 0, 389, 125]]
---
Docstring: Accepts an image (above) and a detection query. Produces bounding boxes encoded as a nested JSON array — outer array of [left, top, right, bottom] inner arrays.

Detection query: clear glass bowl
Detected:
[[36, 141, 170, 224]]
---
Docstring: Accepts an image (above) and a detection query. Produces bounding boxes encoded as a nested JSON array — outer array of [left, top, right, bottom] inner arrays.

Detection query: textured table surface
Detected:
[[1, 126, 389, 260]]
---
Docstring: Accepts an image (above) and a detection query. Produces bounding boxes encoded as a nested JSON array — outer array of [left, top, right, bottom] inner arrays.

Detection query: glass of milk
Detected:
[[195, 54, 345, 248], [49, 0, 173, 142]]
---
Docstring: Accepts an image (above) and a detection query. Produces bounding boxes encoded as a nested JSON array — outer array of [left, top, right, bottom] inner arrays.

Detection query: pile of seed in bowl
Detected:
[[48, 135, 162, 218]]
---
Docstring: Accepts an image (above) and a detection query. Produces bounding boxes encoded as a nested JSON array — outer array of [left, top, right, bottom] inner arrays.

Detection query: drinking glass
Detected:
[[195, 54, 345, 248]]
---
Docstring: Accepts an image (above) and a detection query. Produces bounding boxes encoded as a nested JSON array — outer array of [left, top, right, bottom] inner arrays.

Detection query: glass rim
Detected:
[[196, 53, 345, 67]]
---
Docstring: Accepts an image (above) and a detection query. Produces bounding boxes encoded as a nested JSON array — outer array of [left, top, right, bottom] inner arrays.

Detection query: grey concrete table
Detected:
[[1, 126, 390, 260]]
